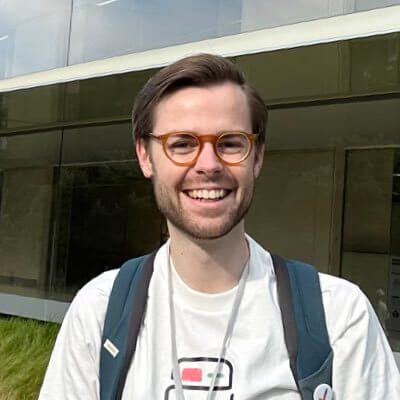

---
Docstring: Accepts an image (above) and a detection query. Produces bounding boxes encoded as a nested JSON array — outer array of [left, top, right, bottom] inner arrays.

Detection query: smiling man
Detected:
[[39, 54, 400, 400], [140, 82, 259, 242]]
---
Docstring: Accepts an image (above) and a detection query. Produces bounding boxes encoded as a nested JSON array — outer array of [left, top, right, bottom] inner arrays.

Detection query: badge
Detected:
[[313, 383, 334, 400]]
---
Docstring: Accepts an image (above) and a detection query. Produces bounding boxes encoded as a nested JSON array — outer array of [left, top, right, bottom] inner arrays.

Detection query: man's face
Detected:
[[136, 82, 264, 240]]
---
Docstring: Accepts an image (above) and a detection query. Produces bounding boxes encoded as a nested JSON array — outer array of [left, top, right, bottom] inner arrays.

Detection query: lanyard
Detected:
[[168, 248, 249, 400]]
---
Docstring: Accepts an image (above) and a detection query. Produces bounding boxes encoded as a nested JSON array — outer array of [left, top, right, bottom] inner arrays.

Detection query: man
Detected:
[[39, 54, 400, 399]]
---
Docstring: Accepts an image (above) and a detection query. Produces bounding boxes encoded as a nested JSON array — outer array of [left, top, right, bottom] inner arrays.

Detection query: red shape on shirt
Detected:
[[181, 368, 202, 382]]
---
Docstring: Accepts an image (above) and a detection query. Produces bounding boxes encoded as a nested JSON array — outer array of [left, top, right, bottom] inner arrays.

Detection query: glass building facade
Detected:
[[1, 0, 400, 78], [0, 1, 399, 362]]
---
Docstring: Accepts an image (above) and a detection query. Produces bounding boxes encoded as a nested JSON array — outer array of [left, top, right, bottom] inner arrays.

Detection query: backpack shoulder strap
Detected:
[[100, 251, 157, 400], [271, 254, 333, 400]]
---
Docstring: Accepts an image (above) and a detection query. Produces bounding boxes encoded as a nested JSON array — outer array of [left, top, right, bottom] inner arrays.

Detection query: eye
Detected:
[[217, 134, 247, 154], [166, 134, 198, 154]]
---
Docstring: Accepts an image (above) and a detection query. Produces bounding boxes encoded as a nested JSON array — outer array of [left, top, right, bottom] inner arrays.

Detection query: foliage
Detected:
[[0, 316, 60, 400]]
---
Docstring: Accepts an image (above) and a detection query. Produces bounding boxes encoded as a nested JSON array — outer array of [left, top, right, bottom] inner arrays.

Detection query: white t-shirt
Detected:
[[39, 236, 400, 399]]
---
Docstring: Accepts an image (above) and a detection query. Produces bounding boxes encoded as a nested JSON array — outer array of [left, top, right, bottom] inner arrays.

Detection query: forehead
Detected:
[[152, 82, 251, 133]]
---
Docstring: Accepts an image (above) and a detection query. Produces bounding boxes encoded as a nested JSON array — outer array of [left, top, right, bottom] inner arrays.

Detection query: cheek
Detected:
[[231, 169, 253, 196], [154, 165, 188, 191]]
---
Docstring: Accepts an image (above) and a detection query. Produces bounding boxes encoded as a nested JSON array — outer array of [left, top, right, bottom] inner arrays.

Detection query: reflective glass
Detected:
[[356, 0, 400, 12], [63, 70, 155, 124], [50, 123, 163, 301], [1, 0, 399, 78], [341, 150, 400, 352], [68, 0, 241, 64], [236, 33, 400, 104], [67, 0, 400, 65], [61, 123, 134, 164], [0, 85, 64, 133], [247, 150, 334, 270], [240, 0, 400, 33], [0, 131, 61, 299], [0, 0, 71, 79]]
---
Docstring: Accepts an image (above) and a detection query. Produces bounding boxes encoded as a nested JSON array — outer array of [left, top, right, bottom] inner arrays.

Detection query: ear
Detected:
[[253, 144, 264, 178], [136, 139, 154, 178]]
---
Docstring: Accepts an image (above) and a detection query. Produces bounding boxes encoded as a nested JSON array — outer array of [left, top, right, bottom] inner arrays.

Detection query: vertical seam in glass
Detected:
[[47, 129, 65, 299], [65, 0, 75, 67], [338, 149, 350, 278]]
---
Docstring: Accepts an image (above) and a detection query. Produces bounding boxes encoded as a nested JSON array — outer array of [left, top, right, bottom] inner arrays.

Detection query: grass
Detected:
[[0, 316, 60, 400]]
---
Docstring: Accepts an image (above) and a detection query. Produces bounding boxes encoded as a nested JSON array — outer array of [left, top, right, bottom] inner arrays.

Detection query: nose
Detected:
[[193, 142, 223, 175]]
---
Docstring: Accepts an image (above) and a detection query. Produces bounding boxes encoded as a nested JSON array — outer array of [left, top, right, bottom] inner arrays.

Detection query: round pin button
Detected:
[[313, 383, 334, 400]]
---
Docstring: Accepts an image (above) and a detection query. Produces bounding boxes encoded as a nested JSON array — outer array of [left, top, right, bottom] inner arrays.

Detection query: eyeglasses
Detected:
[[145, 131, 257, 166]]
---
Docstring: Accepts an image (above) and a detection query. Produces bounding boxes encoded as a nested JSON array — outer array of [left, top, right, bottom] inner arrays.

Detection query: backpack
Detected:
[[99, 251, 333, 400]]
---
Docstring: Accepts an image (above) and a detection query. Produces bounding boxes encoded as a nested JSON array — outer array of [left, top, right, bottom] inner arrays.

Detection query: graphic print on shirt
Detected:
[[164, 357, 234, 399]]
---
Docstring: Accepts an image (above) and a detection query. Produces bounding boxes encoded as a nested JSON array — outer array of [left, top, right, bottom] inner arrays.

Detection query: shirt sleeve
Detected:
[[38, 274, 112, 400], [324, 279, 400, 399]]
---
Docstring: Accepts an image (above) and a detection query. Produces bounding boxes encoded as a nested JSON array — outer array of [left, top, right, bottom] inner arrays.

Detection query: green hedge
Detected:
[[0, 317, 60, 400]]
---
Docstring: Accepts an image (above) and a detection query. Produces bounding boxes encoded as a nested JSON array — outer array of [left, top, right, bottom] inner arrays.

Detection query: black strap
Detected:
[[271, 254, 298, 383], [115, 250, 157, 400]]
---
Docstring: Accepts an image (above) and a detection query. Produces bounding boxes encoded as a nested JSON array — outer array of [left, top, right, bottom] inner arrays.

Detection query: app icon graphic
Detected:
[[164, 357, 234, 399]]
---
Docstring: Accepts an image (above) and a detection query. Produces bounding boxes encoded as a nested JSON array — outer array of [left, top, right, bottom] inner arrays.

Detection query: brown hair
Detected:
[[132, 54, 267, 149]]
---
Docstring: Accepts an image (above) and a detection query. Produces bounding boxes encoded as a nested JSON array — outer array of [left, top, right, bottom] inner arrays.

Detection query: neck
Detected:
[[168, 222, 249, 293]]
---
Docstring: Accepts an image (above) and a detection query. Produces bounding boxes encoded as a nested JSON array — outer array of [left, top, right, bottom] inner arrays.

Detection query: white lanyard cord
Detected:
[[169, 260, 185, 400], [168, 249, 249, 400]]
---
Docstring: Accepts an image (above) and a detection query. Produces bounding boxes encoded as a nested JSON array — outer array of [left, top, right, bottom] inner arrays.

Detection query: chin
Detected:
[[185, 228, 234, 241], [171, 217, 242, 241], [155, 186, 253, 241]]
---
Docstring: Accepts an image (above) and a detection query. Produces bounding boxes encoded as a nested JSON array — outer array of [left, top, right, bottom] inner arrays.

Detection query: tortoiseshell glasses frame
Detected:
[[145, 131, 258, 166]]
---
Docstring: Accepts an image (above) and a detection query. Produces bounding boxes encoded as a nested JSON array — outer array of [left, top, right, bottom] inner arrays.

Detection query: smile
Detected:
[[185, 189, 230, 200]]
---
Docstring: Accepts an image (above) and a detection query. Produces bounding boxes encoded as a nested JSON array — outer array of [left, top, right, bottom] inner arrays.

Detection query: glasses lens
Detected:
[[216, 133, 250, 163], [165, 133, 199, 163]]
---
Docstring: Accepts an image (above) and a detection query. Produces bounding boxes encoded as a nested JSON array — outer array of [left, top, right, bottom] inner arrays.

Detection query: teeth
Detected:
[[187, 189, 227, 200]]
